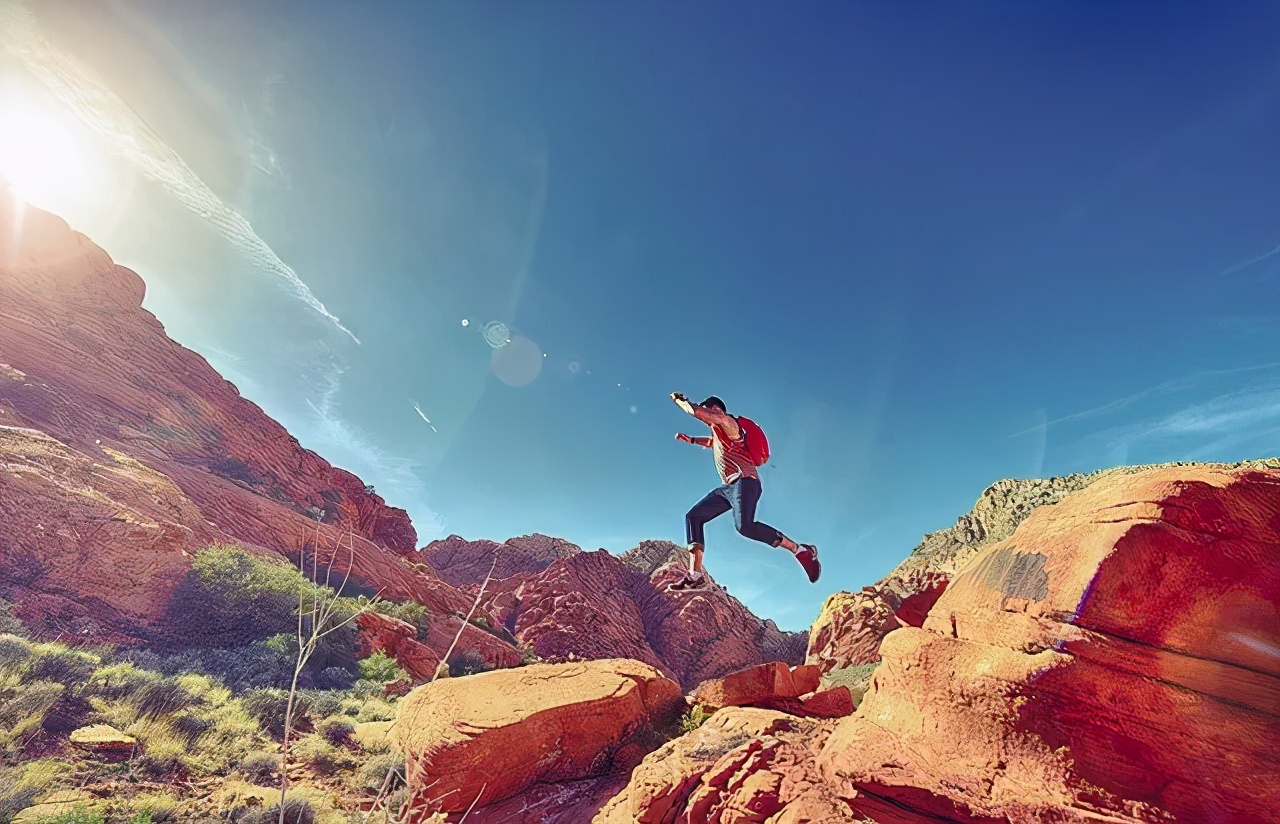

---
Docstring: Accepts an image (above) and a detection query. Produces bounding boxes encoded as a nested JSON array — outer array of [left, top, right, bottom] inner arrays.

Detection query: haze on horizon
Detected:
[[1, 0, 1276, 631]]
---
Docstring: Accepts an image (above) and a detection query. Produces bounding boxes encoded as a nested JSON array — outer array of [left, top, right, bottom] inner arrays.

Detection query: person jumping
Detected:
[[668, 392, 820, 592]]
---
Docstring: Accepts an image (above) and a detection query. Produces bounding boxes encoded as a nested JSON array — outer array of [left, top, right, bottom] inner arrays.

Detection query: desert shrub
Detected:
[[822, 662, 880, 704], [315, 666, 356, 690], [357, 753, 405, 793], [0, 600, 25, 637], [241, 688, 310, 738], [134, 679, 198, 718], [447, 649, 490, 678], [300, 690, 344, 719], [159, 545, 318, 649], [113, 649, 164, 673], [23, 646, 97, 686], [171, 711, 214, 743], [158, 643, 295, 692], [39, 692, 94, 735], [86, 661, 159, 700], [235, 752, 279, 783], [316, 716, 355, 748], [23, 806, 105, 824], [679, 704, 709, 735], [0, 681, 64, 750], [291, 736, 351, 777], [348, 680, 382, 700], [0, 765, 41, 822], [134, 739, 188, 779], [0, 634, 32, 671], [358, 651, 408, 684], [236, 797, 314, 824], [123, 792, 179, 823]]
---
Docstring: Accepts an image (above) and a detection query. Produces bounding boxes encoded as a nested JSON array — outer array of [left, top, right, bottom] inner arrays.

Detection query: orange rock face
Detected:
[[602, 464, 1280, 822], [690, 662, 854, 721], [422, 537, 808, 690], [0, 193, 488, 646], [820, 463, 1280, 822], [390, 659, 684, 818], [595, 708, 850, 824], [806, 569, 949, 675]]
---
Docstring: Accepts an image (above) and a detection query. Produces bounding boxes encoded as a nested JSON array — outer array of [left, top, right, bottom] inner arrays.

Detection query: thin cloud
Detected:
[[1011, 362, 1280, 437], [1219, 242, 1280, 278], [0, 0, 358, 343], [411, 401, 437, 432]]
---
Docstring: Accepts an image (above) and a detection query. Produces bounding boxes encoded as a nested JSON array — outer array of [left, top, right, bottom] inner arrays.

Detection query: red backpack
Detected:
[[736, 416, 770, 466]]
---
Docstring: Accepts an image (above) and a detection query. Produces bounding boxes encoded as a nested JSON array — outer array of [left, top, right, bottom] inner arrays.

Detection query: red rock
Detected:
[[797, 687, 853, 719], [391, 659, 683, 818], [594, 708, 848, 824], [355, 611, 442, 682], [806, 569, 949, 675], [690, 662, 853, 720], [819, 463, 1280, 822], [0, 193, 502, 648]]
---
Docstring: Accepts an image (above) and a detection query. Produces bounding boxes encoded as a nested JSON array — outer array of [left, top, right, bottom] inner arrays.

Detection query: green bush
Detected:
[[316, 717, 355, 748], [235, 752, 279, 783], [0, 600, 25, 637], [0, 634, 32, 672], [134, 680, 198, 718], [358, 651, 408, 684], [357, 753, 405, 793], [300, 690, 343, 720], [241, 688, 310, 738], [0, 681, 64, 750], [679, 704, 709, 735], [291, 737, 351, 777], [23, 647, 97, 686], [237, 798, 314, 824], [159, 545, 319, 649]]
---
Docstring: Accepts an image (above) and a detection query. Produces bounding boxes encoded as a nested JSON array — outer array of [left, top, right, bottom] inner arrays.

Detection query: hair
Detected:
[[699, 396, 727, 412]]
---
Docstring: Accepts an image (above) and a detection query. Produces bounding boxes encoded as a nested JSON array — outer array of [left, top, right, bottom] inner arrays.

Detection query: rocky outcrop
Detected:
[[609, 463, 1280, 822], [0, 192, 492, 647], [595, 708, 849, 824], [690, 661, 854, 719], [355, 612, 441, 681], [438, 539, 808, 690], [807, 458, 1280, 677], [390, 659, 684, 820], [421, 533, 583, 588], [806, 569, 948, 675]]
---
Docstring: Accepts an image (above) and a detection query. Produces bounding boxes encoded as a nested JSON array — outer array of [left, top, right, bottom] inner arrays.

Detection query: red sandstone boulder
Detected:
[[390, 659, 684, 818], [594, 708, 848, 824], [823, 463, 1280, 821], [355, 611, 441, 682], [806, 569, 949, 675], [690, 662, 854, 720]]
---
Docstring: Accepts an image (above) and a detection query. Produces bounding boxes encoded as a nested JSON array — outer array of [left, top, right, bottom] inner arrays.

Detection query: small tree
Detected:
[[278, 524, 378, 824]]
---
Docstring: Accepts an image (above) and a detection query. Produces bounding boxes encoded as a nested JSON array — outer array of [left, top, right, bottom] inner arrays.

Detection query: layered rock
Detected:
[[0, 192, 491, 647], [690, 661, 854, 720], [595, 708, 849, 824], [613, 462, 1280, 822], [422, 533, 583, 588], [432, 538, 808, 690], [390, 659, 684, 820]]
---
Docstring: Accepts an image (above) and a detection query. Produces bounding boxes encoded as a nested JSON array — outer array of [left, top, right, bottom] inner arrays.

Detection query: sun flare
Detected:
[[0, 94, 89, 208]]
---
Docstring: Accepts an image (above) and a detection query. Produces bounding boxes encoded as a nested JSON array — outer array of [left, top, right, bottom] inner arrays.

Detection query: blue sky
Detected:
[[2, 0, 1277, 631]]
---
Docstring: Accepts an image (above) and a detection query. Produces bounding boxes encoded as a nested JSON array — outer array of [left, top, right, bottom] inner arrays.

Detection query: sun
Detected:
[[0, 94, 89, 209]]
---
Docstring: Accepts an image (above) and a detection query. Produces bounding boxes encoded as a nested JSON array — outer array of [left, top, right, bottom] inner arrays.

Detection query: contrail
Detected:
[[411, 401, 437, 433], [1219, 242, 1280, 278], [0, 0, 359, 344]]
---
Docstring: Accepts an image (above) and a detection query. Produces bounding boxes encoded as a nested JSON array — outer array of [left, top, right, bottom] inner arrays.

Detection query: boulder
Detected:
[[818, 463, 1280, 822], [391, 658, 684, 817], [595, 708, 848, 824], [690, 662, 849, 719]]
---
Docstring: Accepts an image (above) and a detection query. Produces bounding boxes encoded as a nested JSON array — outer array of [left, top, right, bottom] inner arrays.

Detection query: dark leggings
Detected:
[[685, 477, 783, 547]]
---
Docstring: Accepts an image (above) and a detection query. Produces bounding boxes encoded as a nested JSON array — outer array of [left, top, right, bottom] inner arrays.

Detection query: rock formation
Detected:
[[608, 462, 1280, 822], [391, 659, 684, 820], [421, 536, 808, 690]]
